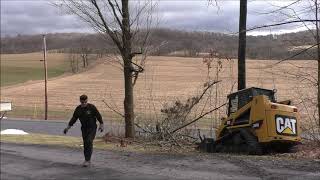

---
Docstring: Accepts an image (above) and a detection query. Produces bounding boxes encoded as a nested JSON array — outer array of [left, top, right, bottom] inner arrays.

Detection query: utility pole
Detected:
[[42, 35, 48, 120], [315, 0, 320, 129], [238, 0, 247, 90]]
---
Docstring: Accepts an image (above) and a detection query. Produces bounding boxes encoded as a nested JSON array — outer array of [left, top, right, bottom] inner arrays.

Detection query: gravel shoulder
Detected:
[[1, 143, 320, 180]]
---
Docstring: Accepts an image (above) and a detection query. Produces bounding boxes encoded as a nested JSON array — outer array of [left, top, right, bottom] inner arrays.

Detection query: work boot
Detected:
[[82, 160, 91, 167]]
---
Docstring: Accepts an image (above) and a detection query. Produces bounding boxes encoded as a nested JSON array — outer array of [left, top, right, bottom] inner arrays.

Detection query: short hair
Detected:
[[80, 94, 88, 101]]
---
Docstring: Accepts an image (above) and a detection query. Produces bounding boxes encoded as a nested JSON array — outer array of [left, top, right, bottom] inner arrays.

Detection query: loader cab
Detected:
[[227, 87, 276, 116]]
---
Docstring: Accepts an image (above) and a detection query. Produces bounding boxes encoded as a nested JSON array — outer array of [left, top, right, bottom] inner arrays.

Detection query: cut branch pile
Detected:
[[135, 80, 226, 149]]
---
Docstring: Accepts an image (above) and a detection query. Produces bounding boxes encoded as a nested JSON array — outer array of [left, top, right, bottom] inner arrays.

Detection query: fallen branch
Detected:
[[182, 80, 222, 121], [165, 129, 182, 147], [135, 123, 153, 134], [170, 103, 227, 134]]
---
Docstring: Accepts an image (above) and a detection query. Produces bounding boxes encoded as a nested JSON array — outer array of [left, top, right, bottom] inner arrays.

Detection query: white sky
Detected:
[[0, 0, 315, 36]]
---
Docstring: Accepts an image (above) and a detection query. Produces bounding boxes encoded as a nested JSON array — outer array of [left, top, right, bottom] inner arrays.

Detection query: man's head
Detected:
[[80, 94, 88, 107]]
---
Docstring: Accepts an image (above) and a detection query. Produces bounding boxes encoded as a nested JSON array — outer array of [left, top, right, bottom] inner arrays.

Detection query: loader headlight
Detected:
[[252, 120, 263, 129]]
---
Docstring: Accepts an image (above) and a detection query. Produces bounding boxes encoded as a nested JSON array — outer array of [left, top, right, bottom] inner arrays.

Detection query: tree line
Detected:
[[1, 28, 317, 60]]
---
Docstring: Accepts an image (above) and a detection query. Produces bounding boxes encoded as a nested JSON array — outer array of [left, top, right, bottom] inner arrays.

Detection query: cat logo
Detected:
[[275, 115, 297, 135]]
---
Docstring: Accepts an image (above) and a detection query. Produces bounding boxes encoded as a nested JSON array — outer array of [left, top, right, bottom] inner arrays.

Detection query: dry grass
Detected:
[[0, 133, 81, 147], [0, 133, 182, 153], [1, 52, 67, 68], [1, 55, 317, 128], [275, 142, 320, 160]]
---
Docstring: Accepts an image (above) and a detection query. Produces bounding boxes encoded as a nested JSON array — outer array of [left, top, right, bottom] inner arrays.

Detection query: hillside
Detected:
[[0, 53, 68, 86], [1, 56, 315, 127], [1, 29, 317, 60]]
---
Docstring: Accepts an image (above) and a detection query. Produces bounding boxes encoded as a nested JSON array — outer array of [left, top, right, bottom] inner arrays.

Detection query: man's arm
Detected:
[[93, 105, 104, 132], [93, 105, 103, 124], [64, 107, 79, 134], [68, 107, 79, 127]]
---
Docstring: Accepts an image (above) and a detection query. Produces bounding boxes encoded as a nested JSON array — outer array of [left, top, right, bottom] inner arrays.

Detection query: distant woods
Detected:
[[67, 37, 101, 73], [1, 28, 318, 60]]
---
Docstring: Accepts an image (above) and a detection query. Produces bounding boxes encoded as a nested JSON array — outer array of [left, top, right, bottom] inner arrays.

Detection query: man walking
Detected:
[[63, 94, 104, 167]]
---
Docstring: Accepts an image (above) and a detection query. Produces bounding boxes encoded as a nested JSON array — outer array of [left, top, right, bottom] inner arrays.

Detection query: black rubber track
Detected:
[[213, 128, 263, 155]]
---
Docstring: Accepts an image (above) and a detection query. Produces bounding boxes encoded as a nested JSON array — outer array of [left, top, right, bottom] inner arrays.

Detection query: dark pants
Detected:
[[81, 127, 97, 161]]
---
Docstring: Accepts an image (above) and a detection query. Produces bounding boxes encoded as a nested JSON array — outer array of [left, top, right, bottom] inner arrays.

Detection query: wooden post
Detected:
[[43, 35, 48, 120], [238, 0, 247, 90]]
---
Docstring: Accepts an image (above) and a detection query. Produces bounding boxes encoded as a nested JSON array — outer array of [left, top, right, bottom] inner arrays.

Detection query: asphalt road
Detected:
[[0, 143, 167, 180], [0, 119, 209, 138], [1, 143, 320, 180], [0, 119, 122, 137]]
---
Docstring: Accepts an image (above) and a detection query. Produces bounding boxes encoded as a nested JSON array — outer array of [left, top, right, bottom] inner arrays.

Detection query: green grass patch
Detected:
[[1, 53, 68, 87], [1, 66, 66, 86]]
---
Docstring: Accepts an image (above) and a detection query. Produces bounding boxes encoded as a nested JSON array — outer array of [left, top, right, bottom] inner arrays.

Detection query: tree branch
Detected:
[[102, 100, 125, 118], [107, 0, 123, 29], [91, 0, 123, 52], [269, 42, 320, 67], [245, 20, 320, 33], [258, 0, 301, 15], [170, 103, 227, 134]]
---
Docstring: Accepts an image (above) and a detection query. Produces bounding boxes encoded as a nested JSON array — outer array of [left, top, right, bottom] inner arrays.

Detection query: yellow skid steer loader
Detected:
[[200, 87, 301, 155]]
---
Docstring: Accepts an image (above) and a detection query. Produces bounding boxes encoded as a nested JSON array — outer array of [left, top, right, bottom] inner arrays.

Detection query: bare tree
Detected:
[[252, 0, 320, 134], [56, 0, 156, 138], [79, 36, 91, 68], [68, 48, 80, 73], [272, 0, 320, 130]]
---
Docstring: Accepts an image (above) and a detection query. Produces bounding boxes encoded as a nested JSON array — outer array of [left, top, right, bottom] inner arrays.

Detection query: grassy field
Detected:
[[1, 53, 68, 86], [5, 105, 123, 122], [1, 55, 316, 129]]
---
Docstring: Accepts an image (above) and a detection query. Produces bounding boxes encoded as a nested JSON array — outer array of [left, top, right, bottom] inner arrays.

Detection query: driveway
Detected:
[[1, 143, 320, 180]]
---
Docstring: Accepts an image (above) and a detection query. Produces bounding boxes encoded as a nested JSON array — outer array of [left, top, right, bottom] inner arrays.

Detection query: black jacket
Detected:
[[68, 103, 103, 129]]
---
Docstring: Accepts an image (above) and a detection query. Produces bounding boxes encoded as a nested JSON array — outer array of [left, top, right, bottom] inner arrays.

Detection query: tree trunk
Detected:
[[238, 0, 247, 90], [122, 0, 135, 138], [82, 55, 86, 68], [76, 56, 79, 72], [85, 55, 88, 67], [123, 60, 135, 138]]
